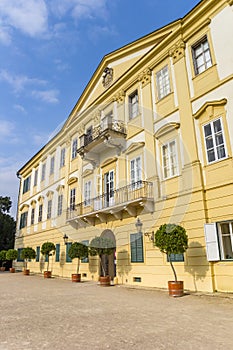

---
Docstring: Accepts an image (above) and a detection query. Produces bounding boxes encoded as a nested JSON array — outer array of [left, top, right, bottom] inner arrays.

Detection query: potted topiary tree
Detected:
[[68, 242, 88, 282], [21, 247, 36, 275], [154, 223, 188, 297], [89, 236, 115, 286], [0, 250, 7, 271], [41, 242, 56, 278], [6, 249, 18, 273]]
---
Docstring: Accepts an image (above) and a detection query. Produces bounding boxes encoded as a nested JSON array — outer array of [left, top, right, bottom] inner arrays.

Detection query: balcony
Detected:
[[77, 115, 127, 159], [67, 180, 154, 225]]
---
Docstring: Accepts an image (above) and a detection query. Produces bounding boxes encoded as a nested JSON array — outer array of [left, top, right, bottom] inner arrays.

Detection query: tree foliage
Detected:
[[154, 224, 188, 282], [41, 242, 56, 272], [6, 249, 18, 261], [89, 236, 115, 277], [0, 196, 16, 251], [68, 242, 88, 274], [21, 247, 36, 270]]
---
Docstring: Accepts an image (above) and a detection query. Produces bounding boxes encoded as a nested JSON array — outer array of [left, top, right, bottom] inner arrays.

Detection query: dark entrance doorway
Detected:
[[100, 229, 116, 280]]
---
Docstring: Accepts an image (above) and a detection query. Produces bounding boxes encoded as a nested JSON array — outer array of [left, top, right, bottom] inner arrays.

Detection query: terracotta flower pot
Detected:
[[44, 271, 52, 278], [99, 275, 111, 286], [24, 269, 30, 276], [72, 273, 81, 282], [10, 267, 15, 273], [0, 267, 6, 272], [168, 281, 184, 297]]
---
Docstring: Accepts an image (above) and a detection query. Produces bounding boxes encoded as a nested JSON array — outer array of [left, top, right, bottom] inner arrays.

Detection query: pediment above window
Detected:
[[154, 122, 180, 139], [19, 204, 29, 211], [30, 200, 36, 207], [46, 191, 54, 199], [100, 157, 117, 168], [67, 177, 78, 185], [38, 195, 44, 203], [125, 142, 145, 155], [193, 99, 227, 119], [82, 169, 94, 178], [56, 184, 64, 193]]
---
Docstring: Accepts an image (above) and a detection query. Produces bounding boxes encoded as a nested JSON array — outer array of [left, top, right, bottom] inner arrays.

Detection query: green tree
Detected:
[[89, 236, 115, 277], [0, 196, 16, 251], [68, 242, 88, 275], [41, 242, 56, 272], [154, 224, 188, 282]]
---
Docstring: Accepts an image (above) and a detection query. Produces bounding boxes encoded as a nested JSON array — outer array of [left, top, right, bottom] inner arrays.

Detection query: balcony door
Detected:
[[104, 170, 114, 207]]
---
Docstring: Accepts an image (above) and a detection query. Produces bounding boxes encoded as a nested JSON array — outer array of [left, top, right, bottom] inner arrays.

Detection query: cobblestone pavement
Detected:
[[0, 272, 233, 350]]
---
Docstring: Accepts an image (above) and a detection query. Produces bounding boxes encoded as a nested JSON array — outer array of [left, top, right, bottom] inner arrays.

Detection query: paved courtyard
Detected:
[[0, 273, 233, 350]]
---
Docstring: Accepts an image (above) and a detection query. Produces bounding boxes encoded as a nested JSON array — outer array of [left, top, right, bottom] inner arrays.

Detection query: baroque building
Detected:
[[15, 0, 233, 293]]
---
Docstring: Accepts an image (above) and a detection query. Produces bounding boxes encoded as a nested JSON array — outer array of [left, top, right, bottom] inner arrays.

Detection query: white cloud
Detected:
[[0, 120, 15, 138], [0, 0, 48, 38], [31, 89, 59, 104], [14, 104, 26, 113], [50, 0, 108, 20], [0, 70, 46, 93]]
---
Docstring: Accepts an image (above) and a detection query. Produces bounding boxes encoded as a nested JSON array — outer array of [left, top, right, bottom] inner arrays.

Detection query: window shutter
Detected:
[[204, 223, 220, 261], [66, 242, 72, 262]]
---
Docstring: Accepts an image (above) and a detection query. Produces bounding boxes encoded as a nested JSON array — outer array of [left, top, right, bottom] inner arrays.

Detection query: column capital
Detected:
[[169, 40, 186, 64]]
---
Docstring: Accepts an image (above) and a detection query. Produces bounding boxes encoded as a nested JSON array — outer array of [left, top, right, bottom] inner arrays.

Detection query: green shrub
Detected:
[[21, 247, 36, 269], [41, 242, 56, 272], [68, 242, 88, 274]]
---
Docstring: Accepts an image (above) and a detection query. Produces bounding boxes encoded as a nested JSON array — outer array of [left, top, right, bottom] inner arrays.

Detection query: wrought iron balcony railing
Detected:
[[67, 180, 153, 221], [78, 115, 126, 149]]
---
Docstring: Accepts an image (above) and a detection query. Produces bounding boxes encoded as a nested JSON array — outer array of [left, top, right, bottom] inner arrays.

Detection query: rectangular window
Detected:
[[50, 156, 55, 175], [23, 176, 31, 194], [55, 244, 60, 262], [60, 148, 66, 168], [31, 208, 35, 225], [36, 246, 40, 262], [130, 156, 142, 188], [192, 36, 212, 75], [38, 204, 43, 222], [130, 232, 144, 263], [203, 118, 226, 164], [34, 169, 38, 187], [129, 90, 139, 120], [156, 65, 170, 100], [84, 181, 91, 206], [41, 163, 46, 181], [19, 212, 28, 229], [57, 194, 63, 216], [167, 253, 184, 262], [47, 199, 52, 219], [70, 188, 76, 210], [17, 248, 24, 262], [218, 221, 233, 260], [81, 240, 89, 263], [162, 140, 178, 179], [72, 138, 78, 159], [66, 242, 72, 263]]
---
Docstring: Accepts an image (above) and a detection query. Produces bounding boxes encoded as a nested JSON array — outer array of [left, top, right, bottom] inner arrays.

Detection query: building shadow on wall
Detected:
[[117, 249, 132, 284], [184, 241, 209, 292]]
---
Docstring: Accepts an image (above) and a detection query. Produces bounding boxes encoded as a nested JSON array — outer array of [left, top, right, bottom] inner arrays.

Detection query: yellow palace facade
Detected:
[[15, 0, 233, 293]]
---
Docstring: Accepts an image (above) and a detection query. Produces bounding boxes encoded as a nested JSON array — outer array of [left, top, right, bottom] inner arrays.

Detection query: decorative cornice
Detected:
[[193, 99, 227, 119], [169, 40, 185, 64], [155, 122, 180, 139], [138, 68, 151, 87]]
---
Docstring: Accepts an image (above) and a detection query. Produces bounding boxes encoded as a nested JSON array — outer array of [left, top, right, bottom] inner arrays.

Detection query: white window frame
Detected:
[[84, 181, 91, 206], [192, 35, 212, 75], [60, 148, 66, 168], [70, 188, 76, 210], [162, 140, 178, 179], [217, 221, 233, 260], [50, 156, 55, 175], [71, 138, 78, 160], [47, 199, 52, 219], [156, 65, 171, 100], [130, 156, 142, 188], [129, 90, 139, 120], [38, 204, 43, 222], [57, 194, 63, 216], [41, 163, 46, 182], [203, 117, 227, 164]]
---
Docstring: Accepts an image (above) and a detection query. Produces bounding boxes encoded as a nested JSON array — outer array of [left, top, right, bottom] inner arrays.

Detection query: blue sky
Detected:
[[0, 0, 200, 216]]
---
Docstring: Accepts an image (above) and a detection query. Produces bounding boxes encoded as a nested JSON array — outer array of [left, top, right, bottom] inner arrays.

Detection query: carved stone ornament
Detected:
[[138, 68, 151, 86], [93, 110, 101, 124], [227, 0, 233, 6], [78, 124, 85, 136], [102, 67, 113, 88], [113, 89, 125, 103], [169, 40, 186, 64]]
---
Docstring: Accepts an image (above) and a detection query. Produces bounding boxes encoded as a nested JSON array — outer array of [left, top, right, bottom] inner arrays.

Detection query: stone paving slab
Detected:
[[0, 272, 233, 350]]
